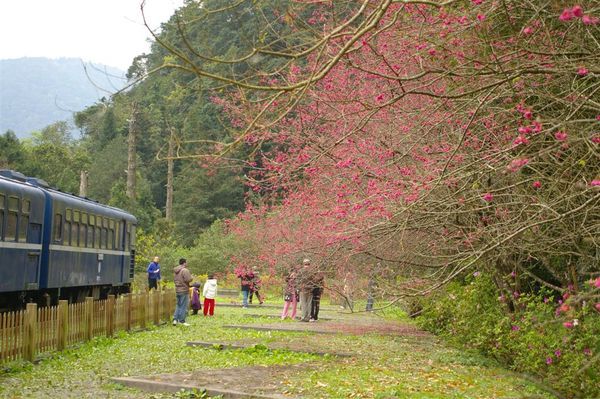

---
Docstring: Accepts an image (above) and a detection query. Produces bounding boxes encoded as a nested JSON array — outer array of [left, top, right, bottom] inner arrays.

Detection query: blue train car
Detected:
[[0, 170, 136, 309]]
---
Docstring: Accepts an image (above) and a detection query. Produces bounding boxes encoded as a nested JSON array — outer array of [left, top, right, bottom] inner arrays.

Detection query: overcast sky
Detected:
[[0, 0, 184, 70]]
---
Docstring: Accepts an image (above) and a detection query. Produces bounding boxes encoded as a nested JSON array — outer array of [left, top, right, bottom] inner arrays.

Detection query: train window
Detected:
[[64, 221, 71, 245], [6, 211, 17, 241], [53, 214, 63, 242], [73, 211, 80, 223], [125, 225, 130, 250], [130, 225, 136, 248], [18, 214, 28, 242], [8, 197, 18, 211], [81, 213, 88, 225], [87, 223, 94, 247], [101, 228, 108, 249], [0, 195, 3, 240], [115, 221, 121, 250], [79, 224, 86, 247], [102, 218, 108, 228], [108, 229, 114, 249], [71, 223, 78, 247], [95, 226, 101, 248], [89, 214, 96, 226], [66, 209, 71, 222], [19, 198, 30, 242]]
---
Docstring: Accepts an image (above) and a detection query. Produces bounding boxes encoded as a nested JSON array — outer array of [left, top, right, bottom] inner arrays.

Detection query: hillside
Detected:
[[0, 57, 125, 137]]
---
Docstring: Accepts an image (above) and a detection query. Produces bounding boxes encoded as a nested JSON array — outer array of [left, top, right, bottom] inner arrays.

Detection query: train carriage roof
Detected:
[[45, 188, 137, 222], [0, 170, 136, 223]]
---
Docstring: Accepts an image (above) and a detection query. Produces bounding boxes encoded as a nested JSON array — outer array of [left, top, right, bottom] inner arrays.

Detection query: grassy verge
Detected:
[[0, 305, 556, 398]]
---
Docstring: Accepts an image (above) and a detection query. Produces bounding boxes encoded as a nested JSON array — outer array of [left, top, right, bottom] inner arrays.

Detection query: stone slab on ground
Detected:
[[112, 364, 309, 398], [223, 319, 431, 337], [223, 324, 337, 334], [187, 340, 352, 357], [244, 314, 334, 321], [218, 303, 282, 309]]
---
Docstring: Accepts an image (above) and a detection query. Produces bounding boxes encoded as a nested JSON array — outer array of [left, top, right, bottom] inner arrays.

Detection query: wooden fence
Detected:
[[0, 289, 175, 364]]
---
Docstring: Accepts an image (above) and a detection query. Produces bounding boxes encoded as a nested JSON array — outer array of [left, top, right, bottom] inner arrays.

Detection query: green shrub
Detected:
[[416, 274, 599, 398]]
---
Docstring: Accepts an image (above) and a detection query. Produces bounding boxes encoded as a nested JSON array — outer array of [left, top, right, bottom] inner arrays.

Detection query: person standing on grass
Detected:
[[281, 266, 298, 320], [249, 268, 264, 305], [146, 256, 161, 290], [238, 269, 253, 308], [203, 273, 218, 316], [298, 258, 314, 322], [310, 270, 325, 322], [190, 283, 202, 315], [173, 258, 193, 326]]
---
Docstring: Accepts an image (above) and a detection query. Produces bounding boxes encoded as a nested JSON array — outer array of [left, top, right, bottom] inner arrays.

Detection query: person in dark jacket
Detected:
[[310, 271, 325, 321], [146, 256, 161, 290], [173, 258, 193, 326], [190, 283, 202, 315]]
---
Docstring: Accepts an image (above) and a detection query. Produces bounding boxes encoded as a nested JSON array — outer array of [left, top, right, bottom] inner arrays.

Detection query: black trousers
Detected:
[[311, 288, 322, 320]]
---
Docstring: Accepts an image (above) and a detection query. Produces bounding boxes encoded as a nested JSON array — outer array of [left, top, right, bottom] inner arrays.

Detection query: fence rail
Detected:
[[0, 290, 175, 364]]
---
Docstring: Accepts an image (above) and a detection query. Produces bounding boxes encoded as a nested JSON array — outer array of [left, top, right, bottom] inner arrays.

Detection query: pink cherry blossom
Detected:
[[523, 110, 533, 119], [595, 303, 600, 311], [571, 5, 584, 18], [477, 14, 486, 22], [559, 9, 574, 21], [591, 180, 600, 187], [582, 15, 599, 25], [546, 357, 553, 365], [522, 26, 533, 35], [532, 181, 542, 189], [593, 277, 600, 288], [592, 135, 600, 144], [555, 131, 568, 141], [472, 0, 483, 4], [577, 67, 589, 76], [513, 135, 529, 145], [563, 321, 574, 328], [482, 192, 494, 202], [554, 349, 562, 357]]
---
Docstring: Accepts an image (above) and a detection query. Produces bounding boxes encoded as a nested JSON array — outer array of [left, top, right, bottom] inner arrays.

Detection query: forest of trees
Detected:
[[1, 1, 598, 396]]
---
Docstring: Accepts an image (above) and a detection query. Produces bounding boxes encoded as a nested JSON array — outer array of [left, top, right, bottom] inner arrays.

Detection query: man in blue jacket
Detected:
[[147, 256, 161, 290]]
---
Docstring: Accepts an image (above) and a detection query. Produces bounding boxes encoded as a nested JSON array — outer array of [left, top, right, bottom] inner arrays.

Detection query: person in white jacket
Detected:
[[202, 274, 218, 316]]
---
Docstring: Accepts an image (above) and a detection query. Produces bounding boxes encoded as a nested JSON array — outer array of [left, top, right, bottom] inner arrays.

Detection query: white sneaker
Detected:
[[181, 322, 191, 327], [172, 320, 178, 326]]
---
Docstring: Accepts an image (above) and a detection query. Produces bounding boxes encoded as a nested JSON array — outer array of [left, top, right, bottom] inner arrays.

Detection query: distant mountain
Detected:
[[0, 57, 125, 138]]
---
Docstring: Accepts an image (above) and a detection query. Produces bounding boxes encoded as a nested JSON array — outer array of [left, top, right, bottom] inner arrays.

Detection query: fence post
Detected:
[[25, 303, 38, 361], [107, 295, 115, 337], [153, 290, 160, 325], [57, 300, 68, 351], [85, 297, 94, 341], [125, 294, 132, 331], [140, 291, 146, 330]]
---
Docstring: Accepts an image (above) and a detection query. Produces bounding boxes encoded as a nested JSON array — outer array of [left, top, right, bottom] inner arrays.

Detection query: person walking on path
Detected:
[[310, 270, 325, 322], [298, 258, 314, 322], [249, 268, 264, 305], [203, 274, 218, 316], [190, 283, 202, 315], [237, 268, 253, 308], [146, 256, 161, 290], [173, 258, 193, 326], [281, 267, 298, 320]]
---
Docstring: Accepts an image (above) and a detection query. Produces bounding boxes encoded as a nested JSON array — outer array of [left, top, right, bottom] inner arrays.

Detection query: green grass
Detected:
[[0, 306, 557, 398]]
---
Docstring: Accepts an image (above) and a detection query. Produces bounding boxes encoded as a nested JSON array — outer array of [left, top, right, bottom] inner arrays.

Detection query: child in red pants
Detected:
[[202, 274, 218, 316]]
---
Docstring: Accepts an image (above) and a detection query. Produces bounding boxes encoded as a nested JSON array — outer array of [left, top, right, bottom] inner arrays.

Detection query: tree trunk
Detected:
[[79, 170, 88, 197], [126, 104, 138, 200], [165, 128, 175, 221]]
